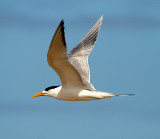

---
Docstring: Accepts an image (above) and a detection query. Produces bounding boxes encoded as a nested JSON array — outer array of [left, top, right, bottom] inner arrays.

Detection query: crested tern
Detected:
[[31, 16, 134, 101]]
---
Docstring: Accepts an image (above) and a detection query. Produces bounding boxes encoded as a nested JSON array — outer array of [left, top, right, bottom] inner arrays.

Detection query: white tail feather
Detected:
[[114, 94, 135, 96]]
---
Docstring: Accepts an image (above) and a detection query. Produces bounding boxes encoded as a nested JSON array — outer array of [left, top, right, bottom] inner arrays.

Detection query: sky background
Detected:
[[0, 0, 160, 139]]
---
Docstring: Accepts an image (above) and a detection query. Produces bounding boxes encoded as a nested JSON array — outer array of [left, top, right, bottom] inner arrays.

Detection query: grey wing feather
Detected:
[[68, 16, 103, 90]]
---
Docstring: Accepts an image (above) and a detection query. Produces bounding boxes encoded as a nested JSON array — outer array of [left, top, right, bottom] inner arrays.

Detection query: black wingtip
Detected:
[[60, 19, 64, 25], [59, 19, 66, 46]]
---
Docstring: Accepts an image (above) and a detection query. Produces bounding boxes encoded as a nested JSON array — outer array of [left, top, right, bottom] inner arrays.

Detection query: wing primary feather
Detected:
[[59, 20, 66, 46], [50, 20, 66, 50]]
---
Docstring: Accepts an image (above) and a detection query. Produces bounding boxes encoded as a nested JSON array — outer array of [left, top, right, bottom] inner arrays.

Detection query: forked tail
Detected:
[[114, 94, 135, 97], [93, 91, 135, 99]]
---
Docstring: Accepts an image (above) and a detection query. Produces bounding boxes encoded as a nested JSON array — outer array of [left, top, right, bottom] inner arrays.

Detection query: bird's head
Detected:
[[30, 86, 60, 98]]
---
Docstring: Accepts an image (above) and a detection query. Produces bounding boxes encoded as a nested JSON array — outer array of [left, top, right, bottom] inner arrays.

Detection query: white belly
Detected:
[[56, 89, 113, 101]]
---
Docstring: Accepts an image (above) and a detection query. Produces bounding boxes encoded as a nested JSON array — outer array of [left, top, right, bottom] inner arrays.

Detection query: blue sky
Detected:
[[0, 0, 160, 139]]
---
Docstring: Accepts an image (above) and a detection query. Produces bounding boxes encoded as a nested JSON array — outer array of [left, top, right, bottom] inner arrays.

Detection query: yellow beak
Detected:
[[30, 92, 46, 98]]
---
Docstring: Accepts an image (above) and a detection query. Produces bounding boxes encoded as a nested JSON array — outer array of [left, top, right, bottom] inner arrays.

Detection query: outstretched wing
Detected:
[[47, 20, 86, 88], [68, 16, 103, 90]]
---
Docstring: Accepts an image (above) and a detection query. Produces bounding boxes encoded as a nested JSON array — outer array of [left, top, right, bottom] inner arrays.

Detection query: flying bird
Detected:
[[31, 16, 134, 101]]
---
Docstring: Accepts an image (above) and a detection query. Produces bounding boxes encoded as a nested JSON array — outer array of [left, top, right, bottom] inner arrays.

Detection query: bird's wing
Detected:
[[47, 20, 86, 89], [68, 16, 103, 90]]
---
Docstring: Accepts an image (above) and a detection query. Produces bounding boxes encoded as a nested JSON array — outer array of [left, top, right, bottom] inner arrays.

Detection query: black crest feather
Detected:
[[45, 86, 60, 91]]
